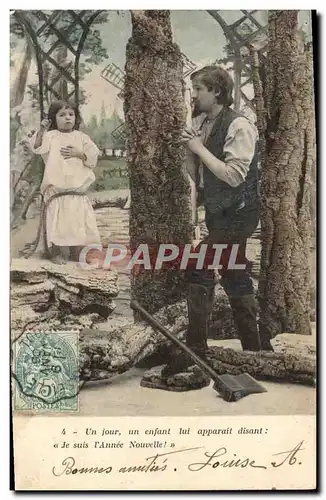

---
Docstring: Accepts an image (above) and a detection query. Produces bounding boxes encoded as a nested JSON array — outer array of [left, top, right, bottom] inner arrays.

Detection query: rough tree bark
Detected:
[[124, 11, 192, 315], [249, 45, 267, 161], [306, 45, 316, 244], [259, 11, 314, 338]]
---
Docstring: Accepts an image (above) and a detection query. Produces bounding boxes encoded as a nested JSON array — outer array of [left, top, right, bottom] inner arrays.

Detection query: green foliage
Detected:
[[216, 21, 256, 67], [83, 28, 109, 66], [26, 83, 40, 110], [10, 15, 25, 38], [10, 15, 26, 68], [24, 10, 110, 69], [83, 105, 126, 150], [10, 10, 110, 110]]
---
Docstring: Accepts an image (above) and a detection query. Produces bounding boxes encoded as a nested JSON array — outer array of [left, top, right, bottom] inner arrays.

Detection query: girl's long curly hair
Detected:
[[47, 100, 82, 131]]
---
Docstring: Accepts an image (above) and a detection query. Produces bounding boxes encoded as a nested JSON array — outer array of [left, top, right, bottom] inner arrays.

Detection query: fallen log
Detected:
[[205, 346, 315, 386], [79, 302, 187, 380], [10, 258, 119, 339], [10, 258, 316, 386], [11, 295, 316, 387], [78, 312, 316, 387], [10, 259, 237, 343]]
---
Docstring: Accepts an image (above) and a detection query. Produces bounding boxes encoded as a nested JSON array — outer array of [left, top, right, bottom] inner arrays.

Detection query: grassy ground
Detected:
[[93, 158, 129, 191]]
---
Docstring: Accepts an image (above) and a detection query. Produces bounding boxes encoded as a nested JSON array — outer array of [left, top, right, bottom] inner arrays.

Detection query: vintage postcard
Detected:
[[10, 9, 317, 491]]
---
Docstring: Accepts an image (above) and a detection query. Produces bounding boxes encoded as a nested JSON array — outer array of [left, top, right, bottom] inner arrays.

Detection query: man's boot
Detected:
[[162, 283, 214, 377], [186, 283, 214, 355], [229, 294, 262, 351]]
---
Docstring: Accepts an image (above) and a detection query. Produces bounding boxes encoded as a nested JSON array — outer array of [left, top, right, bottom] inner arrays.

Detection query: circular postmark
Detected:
[[14, 331, 79, 411]]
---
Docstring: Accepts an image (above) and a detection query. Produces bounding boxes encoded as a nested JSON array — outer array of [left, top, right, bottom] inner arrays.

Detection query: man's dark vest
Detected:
[[197, 106, 259, 221]]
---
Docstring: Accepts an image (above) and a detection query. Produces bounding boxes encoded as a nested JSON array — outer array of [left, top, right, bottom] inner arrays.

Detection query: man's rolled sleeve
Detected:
[[223, 117, 258, 187]]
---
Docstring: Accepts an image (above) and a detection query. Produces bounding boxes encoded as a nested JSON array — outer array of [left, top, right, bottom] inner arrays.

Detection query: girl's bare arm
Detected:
[[34, 119, 51, 149]]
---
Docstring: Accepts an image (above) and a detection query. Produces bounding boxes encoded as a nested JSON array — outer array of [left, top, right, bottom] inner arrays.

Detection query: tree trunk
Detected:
[[11, 38, 33, 109], [124, 10, 192, 315], [306, 45, 316, 244], [259, 11, 314, 338], [249, 45, 267, 161]]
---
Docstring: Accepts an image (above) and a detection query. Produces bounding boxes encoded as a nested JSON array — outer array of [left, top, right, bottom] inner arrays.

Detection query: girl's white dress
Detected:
[[30, 129, 101, 247]]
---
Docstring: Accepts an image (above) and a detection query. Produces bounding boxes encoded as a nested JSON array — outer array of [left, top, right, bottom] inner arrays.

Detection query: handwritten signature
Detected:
[[52, 441, 305, 476], [187, 440, 305, 471]]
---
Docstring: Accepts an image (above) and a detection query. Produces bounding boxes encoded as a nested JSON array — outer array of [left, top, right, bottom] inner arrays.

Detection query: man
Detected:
[[163, 65, 273, 378]]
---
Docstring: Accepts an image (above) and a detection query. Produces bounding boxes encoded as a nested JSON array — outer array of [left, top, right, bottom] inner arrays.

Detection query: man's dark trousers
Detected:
[[186, 205, 273, 353]]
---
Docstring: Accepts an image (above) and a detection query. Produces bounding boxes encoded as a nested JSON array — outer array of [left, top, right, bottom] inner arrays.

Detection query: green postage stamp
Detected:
[[13, 330, 79, 412]]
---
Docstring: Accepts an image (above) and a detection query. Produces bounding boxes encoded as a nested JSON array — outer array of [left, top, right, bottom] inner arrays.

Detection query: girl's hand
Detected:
[[60, 145, 84, 160], [40, 119, 51, 130]]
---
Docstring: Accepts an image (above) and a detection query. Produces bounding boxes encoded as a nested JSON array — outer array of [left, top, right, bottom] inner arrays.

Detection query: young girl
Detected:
[[30, 100, 101, 264]]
